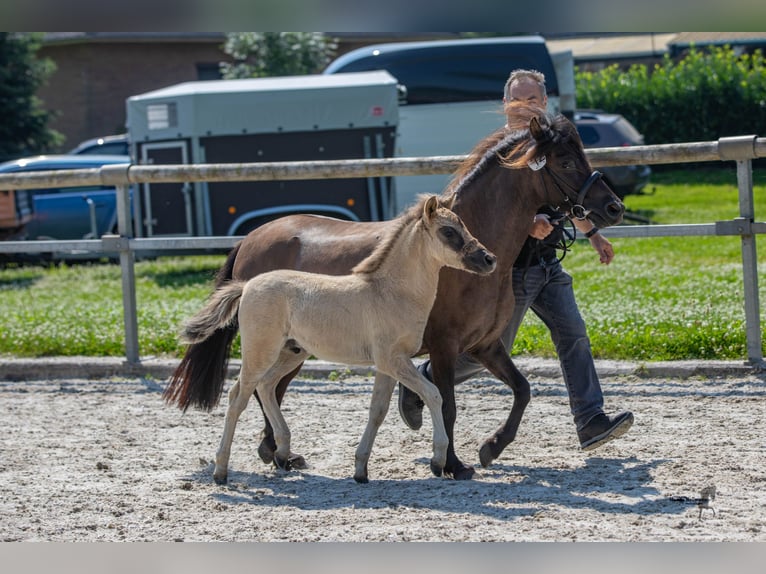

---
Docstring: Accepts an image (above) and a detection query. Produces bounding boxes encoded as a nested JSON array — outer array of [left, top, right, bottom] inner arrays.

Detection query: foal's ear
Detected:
[[423, 195, 439, 222]]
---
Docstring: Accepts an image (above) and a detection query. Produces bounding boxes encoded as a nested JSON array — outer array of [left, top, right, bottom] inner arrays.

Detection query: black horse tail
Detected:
[[163, 244, 242, 412]]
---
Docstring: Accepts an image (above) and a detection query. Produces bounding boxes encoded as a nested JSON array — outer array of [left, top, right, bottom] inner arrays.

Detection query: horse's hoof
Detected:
[[429, 461, 443, 478], [257, 441, 275, 465], [287, 453, 307, 470], [213, 473, 228, 485], [353, 474, 369, 484], [455, 467, 475, 480], [479, 442, 495, 468], [443, 461, 475, 480]]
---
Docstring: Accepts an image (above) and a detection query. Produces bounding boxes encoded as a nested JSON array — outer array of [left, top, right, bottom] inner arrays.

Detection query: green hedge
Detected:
[[575, 45, 766, 145]]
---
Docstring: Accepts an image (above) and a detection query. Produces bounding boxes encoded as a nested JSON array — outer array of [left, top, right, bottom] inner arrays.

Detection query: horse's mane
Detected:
[[352, 194, 454, 276], [444, 102, 574, 199]]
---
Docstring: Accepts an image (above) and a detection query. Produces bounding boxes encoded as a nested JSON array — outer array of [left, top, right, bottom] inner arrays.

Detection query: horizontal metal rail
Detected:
[[1, 135, 764, 365]]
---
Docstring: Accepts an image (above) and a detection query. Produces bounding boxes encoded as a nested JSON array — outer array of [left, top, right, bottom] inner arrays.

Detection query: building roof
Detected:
[[545, 32, 766, 63], [545, 33, 677, 62], [669, 31, 766, 48], [42, 32, 226, 45]]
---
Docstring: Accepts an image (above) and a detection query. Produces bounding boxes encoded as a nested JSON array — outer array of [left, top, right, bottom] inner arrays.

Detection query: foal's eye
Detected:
[[439, 226, 464, 249]]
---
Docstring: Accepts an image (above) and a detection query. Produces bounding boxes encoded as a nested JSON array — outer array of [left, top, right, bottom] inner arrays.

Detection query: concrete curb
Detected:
[[0, 356, 762, 382]]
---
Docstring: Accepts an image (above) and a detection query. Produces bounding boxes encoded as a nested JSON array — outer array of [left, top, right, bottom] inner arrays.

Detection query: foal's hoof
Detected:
[[259, 442, 307, 470], [213, 473, 228, 485], [274, 455, 292, 471], [429, 460, 444, 478], [353, 473, 370, 484], [257, 441, 275, 465]]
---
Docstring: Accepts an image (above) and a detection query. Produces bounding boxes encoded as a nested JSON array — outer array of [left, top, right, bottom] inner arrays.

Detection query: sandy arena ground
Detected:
[[1, 368, 764, 542]]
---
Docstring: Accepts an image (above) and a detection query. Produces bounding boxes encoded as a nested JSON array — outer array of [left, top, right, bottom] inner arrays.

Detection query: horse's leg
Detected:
[[471, 340, 531, 467], [254, 363, 306, 469], [354, 372, 396, 483], [390, 358, 448, 478], [213, 374, 257, 484], [427, 347, 475, 480]]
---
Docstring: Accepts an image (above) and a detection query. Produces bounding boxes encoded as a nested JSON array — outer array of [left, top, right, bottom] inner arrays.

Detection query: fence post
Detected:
[[735, 159, 762, 364], [719, 136, 763, 364], [100, 165, 140, 365], [116, 183, 140, 364]]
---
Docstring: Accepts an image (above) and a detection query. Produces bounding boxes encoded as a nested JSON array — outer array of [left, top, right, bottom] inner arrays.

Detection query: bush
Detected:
[[576, 45, 766, 145]]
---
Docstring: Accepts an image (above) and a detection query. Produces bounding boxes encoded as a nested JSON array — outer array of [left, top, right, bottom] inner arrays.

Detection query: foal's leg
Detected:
[[471, 339, 531, 468], [255, 351, 308, 471], [255, 375, 293, 471], [376, 355, 448, 479], [393, 359, 448, 478], [254, 362, 307, 469], [214, 374, 259, 484], [214, 345, 299, 483], [427, 346, 474, 480], [354, 372, 396, 483]]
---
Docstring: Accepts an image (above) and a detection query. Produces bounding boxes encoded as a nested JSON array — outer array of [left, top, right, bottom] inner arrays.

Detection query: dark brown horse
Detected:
[[164, 104, 625, 480]]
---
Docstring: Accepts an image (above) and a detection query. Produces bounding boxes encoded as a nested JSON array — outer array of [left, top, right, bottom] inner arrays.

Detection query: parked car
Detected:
[[574, 110, 651, 199], [0, 154, 132, 260], [69, 134, 129, 157]]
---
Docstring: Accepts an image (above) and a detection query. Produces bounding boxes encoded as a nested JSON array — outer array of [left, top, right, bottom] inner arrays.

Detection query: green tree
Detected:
[[0, 33, 62, 162], [220, 32, 338, 79]]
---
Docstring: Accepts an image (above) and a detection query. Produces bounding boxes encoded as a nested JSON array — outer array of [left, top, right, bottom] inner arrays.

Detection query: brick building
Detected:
[[38, 33, 231, 150]]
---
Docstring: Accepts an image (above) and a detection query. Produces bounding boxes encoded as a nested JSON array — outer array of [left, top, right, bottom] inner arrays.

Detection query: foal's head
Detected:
[[419, 195, 497, 275], [352, 195, 496, 277]]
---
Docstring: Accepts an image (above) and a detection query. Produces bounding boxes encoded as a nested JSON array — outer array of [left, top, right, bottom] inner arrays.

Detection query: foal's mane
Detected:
[[352, 195, 453, 276], [444, 103, 574, 199]]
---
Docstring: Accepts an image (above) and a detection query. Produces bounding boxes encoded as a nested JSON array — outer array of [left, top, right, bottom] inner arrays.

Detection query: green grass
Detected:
[[1, 167, 765, 361], [514, 166, 766, 360]]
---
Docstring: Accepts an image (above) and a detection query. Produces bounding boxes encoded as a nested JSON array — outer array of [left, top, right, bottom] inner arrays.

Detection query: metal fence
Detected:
[[1, 135, 765, 365]]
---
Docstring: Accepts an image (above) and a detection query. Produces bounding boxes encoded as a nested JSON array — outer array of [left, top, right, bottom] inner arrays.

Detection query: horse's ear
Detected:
[[530, 116, 546, 142], [424, 195, 439, 221]]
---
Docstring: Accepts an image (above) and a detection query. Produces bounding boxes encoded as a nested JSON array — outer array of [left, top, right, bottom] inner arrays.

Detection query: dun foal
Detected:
[[175, 196, 496, 483]]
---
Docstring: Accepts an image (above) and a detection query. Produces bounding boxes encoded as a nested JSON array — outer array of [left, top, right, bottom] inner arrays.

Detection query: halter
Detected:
[[540, 165, 604, 221]]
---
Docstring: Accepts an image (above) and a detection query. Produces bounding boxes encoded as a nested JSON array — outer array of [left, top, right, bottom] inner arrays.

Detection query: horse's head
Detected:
[[504, 105, 625, 228], [421, 195, 497, 275]]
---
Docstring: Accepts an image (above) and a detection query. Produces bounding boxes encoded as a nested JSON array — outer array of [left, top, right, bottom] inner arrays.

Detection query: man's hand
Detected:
[[529, 213, 555, 240], [590, 233, 614, 265], [572, 219, 615, 265]]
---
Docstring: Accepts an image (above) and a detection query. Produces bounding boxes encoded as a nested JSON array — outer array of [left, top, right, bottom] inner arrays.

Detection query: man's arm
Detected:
[[573, 218, 614, 265]]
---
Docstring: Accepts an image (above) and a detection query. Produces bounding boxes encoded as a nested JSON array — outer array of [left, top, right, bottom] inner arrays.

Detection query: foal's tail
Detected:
[[180, 280, 245, 345], [163, 245, 244, 412]]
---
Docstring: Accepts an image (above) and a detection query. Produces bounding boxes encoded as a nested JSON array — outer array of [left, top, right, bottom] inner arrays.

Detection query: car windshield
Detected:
[[614, 117, 643, 142]]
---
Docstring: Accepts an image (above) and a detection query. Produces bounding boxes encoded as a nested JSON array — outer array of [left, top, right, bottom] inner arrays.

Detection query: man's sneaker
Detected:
[[397, 363, 428, 430], [578, 411, 634, 451]]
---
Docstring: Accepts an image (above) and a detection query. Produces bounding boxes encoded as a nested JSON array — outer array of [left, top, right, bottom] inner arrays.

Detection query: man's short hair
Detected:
[[504, 69, 546, 100]]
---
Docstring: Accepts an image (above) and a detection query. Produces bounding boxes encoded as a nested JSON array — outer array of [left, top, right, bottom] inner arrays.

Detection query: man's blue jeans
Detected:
[[422, 259, 605, 430]]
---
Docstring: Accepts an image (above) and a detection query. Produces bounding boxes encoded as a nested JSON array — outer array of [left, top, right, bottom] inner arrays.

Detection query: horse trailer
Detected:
[[125, 71, 399, 238]]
